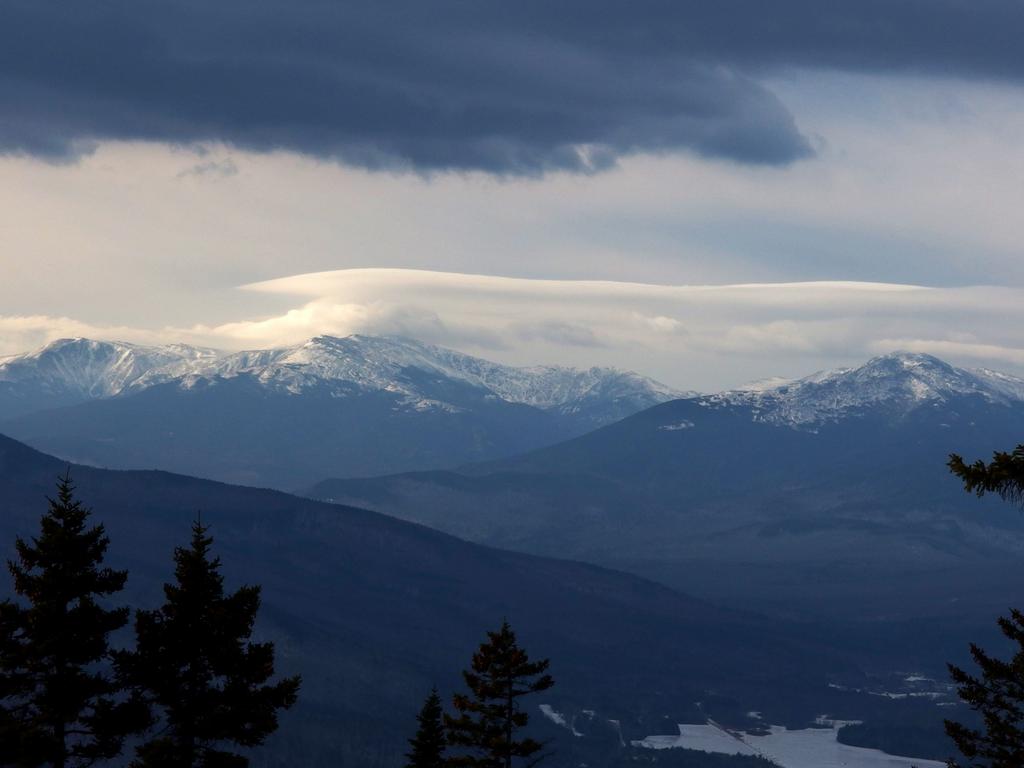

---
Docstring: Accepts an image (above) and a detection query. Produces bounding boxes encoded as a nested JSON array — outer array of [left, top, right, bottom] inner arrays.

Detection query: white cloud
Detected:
[[0, 314, 166, 357], [3, 74, 1024, 386], [4, 269, 1022, 390], [4, 74, 1024, 331]]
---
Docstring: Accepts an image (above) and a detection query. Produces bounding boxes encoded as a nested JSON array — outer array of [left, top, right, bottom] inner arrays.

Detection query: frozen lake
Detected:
[[633, 720, 945, 768]]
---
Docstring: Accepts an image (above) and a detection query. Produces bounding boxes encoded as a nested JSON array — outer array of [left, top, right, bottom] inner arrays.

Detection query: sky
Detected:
[[2, 1, 1024, 390]]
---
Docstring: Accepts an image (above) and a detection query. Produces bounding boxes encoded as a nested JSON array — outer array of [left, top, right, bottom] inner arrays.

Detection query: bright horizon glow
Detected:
[[2, 268, 1022, 391]]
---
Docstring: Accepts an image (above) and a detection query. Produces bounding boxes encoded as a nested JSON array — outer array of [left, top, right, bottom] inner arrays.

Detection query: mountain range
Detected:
[[309, 352, 1024, 622], [8, 337, 1024, 624], [0, 342, 1007, 763], [0, 335, 681, 488]]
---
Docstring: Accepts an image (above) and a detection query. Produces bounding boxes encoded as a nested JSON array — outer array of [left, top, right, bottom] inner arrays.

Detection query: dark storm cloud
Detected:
[[0, 1, 1020, 174]]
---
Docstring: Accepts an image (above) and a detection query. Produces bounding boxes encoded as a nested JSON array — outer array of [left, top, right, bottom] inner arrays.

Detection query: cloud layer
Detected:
[[5, 1, 1024, 173], [4, 269, 1024, 390]]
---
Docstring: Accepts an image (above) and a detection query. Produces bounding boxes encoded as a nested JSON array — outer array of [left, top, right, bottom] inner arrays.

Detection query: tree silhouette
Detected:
[[946, 609, 1024, 767], [0, 472, 143, 768], [406, 687, 446, 768], [119, 519, 300, 768], [445, 620, 553, 768], [946, 444, 1024, 766], [949, 444, 1024, 506]]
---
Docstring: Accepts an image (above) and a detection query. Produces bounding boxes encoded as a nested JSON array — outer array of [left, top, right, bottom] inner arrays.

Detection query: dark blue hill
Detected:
[[0, 432, 871, 767]]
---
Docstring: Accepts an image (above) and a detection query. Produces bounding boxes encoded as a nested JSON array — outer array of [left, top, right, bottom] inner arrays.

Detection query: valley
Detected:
[[1, 339, 1019, 766]]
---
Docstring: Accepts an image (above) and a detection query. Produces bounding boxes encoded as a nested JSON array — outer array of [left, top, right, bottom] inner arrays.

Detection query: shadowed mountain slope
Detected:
[[309, 352, 1024, 622], [0, 431, 874, 767]]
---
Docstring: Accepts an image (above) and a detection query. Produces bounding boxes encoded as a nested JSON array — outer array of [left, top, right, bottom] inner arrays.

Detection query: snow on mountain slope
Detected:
[[972, 366, 1024, 401], [12, 339, 1020, 432], [161, 334, 685, 413], [367, 336, 684, 411], [716, 351, 1024, 426], [1, 335, 682, 418], [0, 339, 219, 417]]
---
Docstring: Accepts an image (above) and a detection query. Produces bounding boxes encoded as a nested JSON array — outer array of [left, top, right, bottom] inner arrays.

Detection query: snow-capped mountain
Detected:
[[165, 334, 683, 418], [717, 351, 1024, 427], [311, 350, 1024, 626], [0, 335, 682, 487], [0, 334, 681, 418], [0, 338, 219, 419]]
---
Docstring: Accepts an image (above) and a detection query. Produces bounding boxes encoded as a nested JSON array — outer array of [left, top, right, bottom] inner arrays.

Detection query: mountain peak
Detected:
[[861, 350, 955, 373], [722, 350, 1024, 426], [834, 350, 969, 396], [295, 333, 436, 361], [30, 336, 132, 356], [0, 338, 222, 418]]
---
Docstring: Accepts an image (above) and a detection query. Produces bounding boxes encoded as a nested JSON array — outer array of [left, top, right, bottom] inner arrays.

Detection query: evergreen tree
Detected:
[[949, 444, 1024, 506], [0, 473, 142, 768], [445, 621, 554, 768], [119, 519, 300, 768], [946, 443, 1024, 766], [946, 609, 1024, 767], [406, 687, 446, 768]]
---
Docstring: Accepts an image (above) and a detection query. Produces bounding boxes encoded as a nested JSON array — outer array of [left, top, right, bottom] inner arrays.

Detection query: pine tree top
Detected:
[[406, 687, 446, 768], [462, 621, 553, 700], [1, 472, 140, 768], [10, 471, 128, 606], [446, 620, 554, 768], [122, 517, 299, 767]]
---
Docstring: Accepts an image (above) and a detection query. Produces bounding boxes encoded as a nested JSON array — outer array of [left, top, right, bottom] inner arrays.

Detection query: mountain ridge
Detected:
[[0, 338, 220, 418], [0, 335, 683, 487], [718, 351, 1024, 427], [1, 334, 683, 418]]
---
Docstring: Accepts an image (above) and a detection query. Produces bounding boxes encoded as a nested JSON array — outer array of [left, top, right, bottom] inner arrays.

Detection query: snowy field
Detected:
[[633, 720, 945, 768]]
